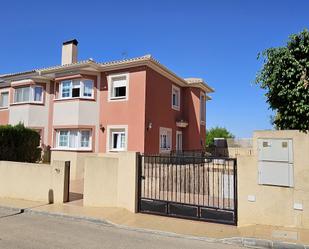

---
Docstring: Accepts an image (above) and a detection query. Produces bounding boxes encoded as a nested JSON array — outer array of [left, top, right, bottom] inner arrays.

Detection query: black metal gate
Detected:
[[138, 155, 237, 225]]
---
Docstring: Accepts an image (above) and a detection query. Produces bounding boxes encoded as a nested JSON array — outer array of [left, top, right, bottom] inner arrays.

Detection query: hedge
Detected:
[[0, 124, 42, 163]]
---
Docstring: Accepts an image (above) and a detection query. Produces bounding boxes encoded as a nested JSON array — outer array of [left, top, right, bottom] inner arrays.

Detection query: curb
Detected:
[[0, 205, 308, 249], [221, 237, 309, 249]]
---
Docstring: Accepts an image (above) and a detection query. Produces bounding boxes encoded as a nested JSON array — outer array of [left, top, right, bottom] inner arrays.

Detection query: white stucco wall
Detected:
[[52, 74, 100, 152], [53, 101, 80, 125], [8, 82, 50, 145]]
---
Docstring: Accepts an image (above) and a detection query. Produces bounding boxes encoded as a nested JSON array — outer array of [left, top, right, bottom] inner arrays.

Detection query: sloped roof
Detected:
[[0, 55, 214, 93]]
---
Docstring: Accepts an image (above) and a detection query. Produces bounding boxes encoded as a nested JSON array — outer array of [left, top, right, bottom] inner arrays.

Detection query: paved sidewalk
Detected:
[[0, 197, 308, 247]]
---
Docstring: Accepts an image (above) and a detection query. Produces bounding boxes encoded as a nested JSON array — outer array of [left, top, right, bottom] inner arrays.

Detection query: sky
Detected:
[[0, 0, 308, 138]]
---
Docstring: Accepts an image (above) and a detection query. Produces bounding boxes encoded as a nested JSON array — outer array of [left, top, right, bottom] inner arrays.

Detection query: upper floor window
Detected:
[[56, 129, 92, 150], [200, 92, 206, 124], [59, 79, 94, 99], [34, 86, 43, 102], [0, 91, 9, 108], [14, 85, 43, 104], [108, 73, 129, 101], [172, 85, 180, 110]]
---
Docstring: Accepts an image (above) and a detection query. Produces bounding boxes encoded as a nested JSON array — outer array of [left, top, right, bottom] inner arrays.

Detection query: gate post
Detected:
[[63, 161, 70, 203], [137, 153, 142, 213], [233, 158, 238, 225]]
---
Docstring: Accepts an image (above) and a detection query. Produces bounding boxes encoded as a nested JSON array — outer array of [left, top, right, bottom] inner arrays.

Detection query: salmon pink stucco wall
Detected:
[[0, 110, 9, 125], [98, 67, 147, 153], [144, 68, 183, 154], [144, 68, 206, 154]]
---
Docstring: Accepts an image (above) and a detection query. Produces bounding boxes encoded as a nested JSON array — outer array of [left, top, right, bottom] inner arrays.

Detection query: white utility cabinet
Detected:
[[257, 138, 294, 187]]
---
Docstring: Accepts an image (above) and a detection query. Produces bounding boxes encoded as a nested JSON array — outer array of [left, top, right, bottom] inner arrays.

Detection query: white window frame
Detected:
[[176, 130, 183, 151], [33, 86, 43, 103], [108, 73, 129, 101], [106, 125, 128, 152], [0, 91, 9, 108], [55, 129, 92, 151], [171, 85, 180, 111], [58, 79, 94, 100], [159, 127, 172, 153], [13, 85, 44, 104], [83, 79, 94, 98], [60, 80, 72, 99], [200, 92, 206, 125]]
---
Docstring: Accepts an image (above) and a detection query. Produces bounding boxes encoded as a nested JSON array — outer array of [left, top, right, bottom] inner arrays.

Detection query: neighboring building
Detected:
[[0, 40, 213, 178]]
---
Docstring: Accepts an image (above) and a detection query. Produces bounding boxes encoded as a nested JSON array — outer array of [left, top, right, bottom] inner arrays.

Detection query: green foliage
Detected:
[[206, 126, 234, 147], [0, 124, 42, 162], [256, 29, 309, 132]]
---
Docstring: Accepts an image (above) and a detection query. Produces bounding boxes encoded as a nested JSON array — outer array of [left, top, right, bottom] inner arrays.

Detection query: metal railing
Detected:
[[138, 154, 237, 225], [169, 149, 207, 157]]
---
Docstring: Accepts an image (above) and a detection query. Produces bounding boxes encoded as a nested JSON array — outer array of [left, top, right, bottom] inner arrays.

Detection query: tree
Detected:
[[256, 29, 309, 132], [206, 126, 234, 147]]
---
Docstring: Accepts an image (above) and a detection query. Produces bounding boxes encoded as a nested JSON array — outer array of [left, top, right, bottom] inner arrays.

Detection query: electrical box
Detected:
[[257, 138, 294, 187]]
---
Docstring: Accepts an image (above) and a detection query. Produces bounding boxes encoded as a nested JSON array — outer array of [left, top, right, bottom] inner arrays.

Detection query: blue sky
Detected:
[[0, 0, 308, 138]]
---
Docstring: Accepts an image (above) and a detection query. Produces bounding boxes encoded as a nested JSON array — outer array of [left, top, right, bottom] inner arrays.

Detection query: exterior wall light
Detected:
[[147, 122, 152, 130]]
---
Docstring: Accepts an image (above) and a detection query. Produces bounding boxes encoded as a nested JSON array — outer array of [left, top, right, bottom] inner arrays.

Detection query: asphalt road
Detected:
[[0, 208, 243, 249]]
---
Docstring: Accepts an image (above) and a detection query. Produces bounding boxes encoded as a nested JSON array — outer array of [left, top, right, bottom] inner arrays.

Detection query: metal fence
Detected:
[[138, 154, 237, 225]]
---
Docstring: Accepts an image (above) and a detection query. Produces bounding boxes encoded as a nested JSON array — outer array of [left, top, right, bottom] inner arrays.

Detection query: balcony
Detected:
[[176, 120, 188, 128]]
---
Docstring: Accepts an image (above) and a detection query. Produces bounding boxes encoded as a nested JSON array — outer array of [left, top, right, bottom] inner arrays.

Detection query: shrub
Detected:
[[0, 124, 42, 162], [206, 126, 235, 147]]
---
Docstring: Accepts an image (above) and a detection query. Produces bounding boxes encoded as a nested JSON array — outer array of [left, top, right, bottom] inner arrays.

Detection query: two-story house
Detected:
[[0, 39, 213, 179]]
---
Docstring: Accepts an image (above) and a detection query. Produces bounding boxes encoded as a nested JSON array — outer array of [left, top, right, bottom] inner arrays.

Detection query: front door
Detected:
[[176, 131, 182, 151]]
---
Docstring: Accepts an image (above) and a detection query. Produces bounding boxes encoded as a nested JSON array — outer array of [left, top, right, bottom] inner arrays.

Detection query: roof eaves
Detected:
[[184, 78, 215, 93], [38, 59, 98, 74], [0, 70, 37, 79], [146, 57, 188, 87]]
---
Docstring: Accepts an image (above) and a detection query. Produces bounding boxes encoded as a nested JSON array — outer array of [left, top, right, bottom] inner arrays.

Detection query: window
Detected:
[[107, 126, 128, 151], [108, 73, 129, 100], [56, 129, 92, 150], [159, 127, 172, 152], [69, 130, 78, 148], [33, 86, 43, 102], [61, 81, 71, 98], [200, 93, 206, 124], [59, 131, 69, 147], [59, 79, 94, 99], [112, 131, 126, 150], [172, 85, 180, 110], [15, 87, 30, 103], [14, 85, 43, 104], [72, 81, 81, 98], [81, 130, 91, 148], [0, 92, 9, 108], [176, 131, 182, 151], [83, 80, 94, 97]]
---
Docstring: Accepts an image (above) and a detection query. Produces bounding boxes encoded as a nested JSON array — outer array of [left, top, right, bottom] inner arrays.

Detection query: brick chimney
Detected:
[[61, 39, 78, 65]]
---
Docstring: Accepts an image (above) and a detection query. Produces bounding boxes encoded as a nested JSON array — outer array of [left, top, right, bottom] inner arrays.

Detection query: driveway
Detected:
[[0, 208, 242, 249]]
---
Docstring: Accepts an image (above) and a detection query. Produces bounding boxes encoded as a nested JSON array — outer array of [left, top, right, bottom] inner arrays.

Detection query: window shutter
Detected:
[[113, 79, 126, 88]]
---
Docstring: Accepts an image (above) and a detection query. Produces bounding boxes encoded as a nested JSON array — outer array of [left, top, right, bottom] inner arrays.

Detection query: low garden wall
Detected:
[[51, 151, 96, 180], [237, 130, 309, 229], [0, 160, 69, 203], [83, 152, 138, 212]]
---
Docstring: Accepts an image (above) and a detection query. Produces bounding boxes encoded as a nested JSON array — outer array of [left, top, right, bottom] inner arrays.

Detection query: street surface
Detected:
[[0, 208, 243, 249]]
